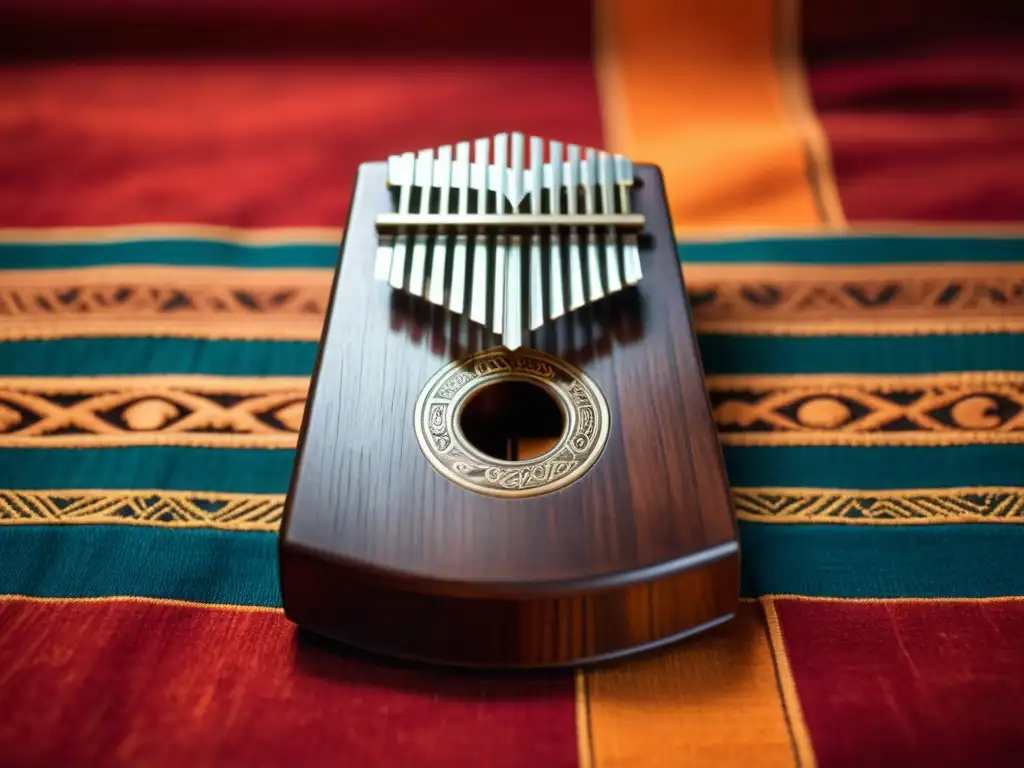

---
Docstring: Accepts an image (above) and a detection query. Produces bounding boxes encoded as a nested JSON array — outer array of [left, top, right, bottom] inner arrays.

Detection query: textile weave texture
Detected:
[[1, 0, 1023, 765]]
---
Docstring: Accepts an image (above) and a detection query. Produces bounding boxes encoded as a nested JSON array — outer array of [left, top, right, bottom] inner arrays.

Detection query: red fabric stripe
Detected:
[[776, 598, 1024, 766], [802, 0, 1024, 60], [0, 598, 578, 767], [0, 1, 592, 59], [0, 58, 603, 228], [803, 1, 1024, 222], [0, 0, 602, 229]]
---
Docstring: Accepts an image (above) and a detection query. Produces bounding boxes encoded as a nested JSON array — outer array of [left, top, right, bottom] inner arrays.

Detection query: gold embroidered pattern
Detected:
[[5, 486, 1019, 529], [7, 372, 1023, 448], [0, 375, 308, 448], [4, 261, 1022, 341], [684, 262, 1024, 335], [735, 487, 1024, 524], [709, 371, 1024, 446], [0, 266, 331, 341], [0, 489, 283, 530]]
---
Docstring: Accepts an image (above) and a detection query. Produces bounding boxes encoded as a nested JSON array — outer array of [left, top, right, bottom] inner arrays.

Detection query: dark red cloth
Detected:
[[777, 598, 1024, 767], [0, 598, 579, 768]]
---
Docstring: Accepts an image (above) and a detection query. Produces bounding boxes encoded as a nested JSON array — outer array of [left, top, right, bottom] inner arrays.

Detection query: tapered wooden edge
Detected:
[[279, 540, 740, 669], [280, 537, 738, 599]]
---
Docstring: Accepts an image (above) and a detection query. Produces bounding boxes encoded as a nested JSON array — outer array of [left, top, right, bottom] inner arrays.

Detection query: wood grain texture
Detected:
[[279, 162, 739, 667]]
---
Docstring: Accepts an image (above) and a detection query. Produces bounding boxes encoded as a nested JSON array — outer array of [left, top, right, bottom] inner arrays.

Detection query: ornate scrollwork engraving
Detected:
[[414, 348, 610, 498]]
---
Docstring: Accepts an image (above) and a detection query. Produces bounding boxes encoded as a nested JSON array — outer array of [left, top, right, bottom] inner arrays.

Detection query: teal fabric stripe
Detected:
[[722, 445, 1024, 490], [0, 527, 280, 607], [679, 233, 1024, 264], [0, 339, 318, 377], [3, 233, 1020, 270], [739, 522, 1024, 598], [698, 333, 1024, 375], [2, 523, 1022, 605], [2, 334, 1021, 378], [4, 444, 1021, 495], [0, 240, 340, 269], [0, 448, 297, 495]]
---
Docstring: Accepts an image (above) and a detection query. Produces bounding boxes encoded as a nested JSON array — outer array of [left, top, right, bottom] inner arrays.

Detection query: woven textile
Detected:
[[2, 1, 1023, 765]]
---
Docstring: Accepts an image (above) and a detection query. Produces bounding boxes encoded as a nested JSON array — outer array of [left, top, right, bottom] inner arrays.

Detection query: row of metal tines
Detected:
[[374, 132, 642, 350]]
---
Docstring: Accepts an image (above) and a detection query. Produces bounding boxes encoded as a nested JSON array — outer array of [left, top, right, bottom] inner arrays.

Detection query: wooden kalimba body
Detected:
[[279, 132, 739, 668]]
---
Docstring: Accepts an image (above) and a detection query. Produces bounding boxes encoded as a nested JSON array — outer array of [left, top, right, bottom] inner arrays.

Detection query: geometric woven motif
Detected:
[[734, 487, 1024, 523], [686, 262, 1024, 335], [0, 376, 308, 448], [3, 263, 1022, 341], [4, 488, 1019, 529], [0, 490, 283, 531], [4, 372, 1023, 448], [0, 266, 331, 342], [709, 372, 1024, 446]]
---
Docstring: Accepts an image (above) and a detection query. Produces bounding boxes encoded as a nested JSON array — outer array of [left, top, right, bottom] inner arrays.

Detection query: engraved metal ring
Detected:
[[414, 348, 611, 498]]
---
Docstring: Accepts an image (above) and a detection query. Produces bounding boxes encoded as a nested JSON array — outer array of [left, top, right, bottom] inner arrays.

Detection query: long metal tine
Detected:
[[582, 148, 605, 303], [503, 132, 524, 350], [565, 145, 585, 310], [491, 132, 508, 336], [598, 151, 622, 293], [387, 152, 416, 288], [406, 149, 434, 296], [615, 155, 642, 284], [547, 140, 566, 322], [427, 144, 452, 305], [528, 136, 545, 331], [469, 137, 491, 326], [448, 142, 471, 313]]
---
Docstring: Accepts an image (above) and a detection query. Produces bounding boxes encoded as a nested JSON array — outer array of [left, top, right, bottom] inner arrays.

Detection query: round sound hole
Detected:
[[413, 348, 610, 498], [459, 380, 566, 462]]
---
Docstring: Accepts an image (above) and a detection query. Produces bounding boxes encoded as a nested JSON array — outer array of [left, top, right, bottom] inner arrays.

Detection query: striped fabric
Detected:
[[1, 1, 1023, 765]]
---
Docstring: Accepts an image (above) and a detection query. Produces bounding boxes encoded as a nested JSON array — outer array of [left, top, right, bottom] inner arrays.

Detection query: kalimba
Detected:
[[279, 132, 739, 668]]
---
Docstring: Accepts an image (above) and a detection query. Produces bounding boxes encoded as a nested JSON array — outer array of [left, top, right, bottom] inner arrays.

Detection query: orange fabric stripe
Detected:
[[580, 603, 796, 767], [763, 597, 817, 767], [596, 0, 840, 231], [587, 1, 830, 764]]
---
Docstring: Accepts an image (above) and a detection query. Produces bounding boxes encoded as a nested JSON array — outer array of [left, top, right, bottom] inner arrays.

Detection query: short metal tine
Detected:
[[387, 152, 416, 288], [598, 151, 622, 293], [427, 144, 452, 305], [407, 149, 433, 297], [503, 132, 524, 350], [615, 155, 642, 284], [582, 148, 605, 302], [469, 137, 490, 326], [491, 132, 508, 337], [375, 156, 399, 281], [448, 141, 470, 314], [528, 136, 546, 330], [565, 144, 585, 311], [547, 140, 565, 322]]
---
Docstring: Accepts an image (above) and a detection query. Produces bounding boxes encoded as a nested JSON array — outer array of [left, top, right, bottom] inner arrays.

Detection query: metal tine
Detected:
[[448, 141, 471, 314], [407, 149, 434, 296], [503, 132, 525, 350], [547, 140, 565, 322], [375, 159, 396, 280], [387, 152, 416, 287], [565, 145, 585, 311], [582, 148, 605, 302], [469, 137, 491, 326], [491, 132, 508, 337], [598, 151, 623, 293], [528, 136, 546, 331], [615, 155, 642, 284], [427, 144, 453, 305]]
